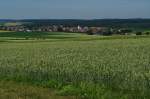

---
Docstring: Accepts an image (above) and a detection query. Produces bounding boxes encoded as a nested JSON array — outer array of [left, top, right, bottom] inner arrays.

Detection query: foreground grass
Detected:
[[1, 32, 150, 98], [0, 81, 76, 99]]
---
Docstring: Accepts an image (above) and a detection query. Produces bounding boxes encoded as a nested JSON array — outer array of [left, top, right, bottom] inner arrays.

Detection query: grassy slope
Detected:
[[1, 32, 150, 98]]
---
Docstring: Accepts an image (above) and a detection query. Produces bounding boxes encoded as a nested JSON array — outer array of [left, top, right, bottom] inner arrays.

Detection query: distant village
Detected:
[[0, 24, 145, 35], [0, 25, 108, 33]]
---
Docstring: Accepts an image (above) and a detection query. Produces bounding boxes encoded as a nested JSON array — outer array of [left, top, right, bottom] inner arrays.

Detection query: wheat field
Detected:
[[0, 32, 150, 99]]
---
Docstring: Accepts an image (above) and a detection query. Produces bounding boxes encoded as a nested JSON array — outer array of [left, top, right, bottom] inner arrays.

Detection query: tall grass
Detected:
[[0, 33, 150, 98]]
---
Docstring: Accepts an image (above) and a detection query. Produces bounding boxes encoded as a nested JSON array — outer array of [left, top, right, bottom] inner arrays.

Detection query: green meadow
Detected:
[[1, 31, 150, 99]]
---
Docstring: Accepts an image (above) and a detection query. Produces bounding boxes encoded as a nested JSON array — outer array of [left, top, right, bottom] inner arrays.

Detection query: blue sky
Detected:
[[0, 0, 150, 19]]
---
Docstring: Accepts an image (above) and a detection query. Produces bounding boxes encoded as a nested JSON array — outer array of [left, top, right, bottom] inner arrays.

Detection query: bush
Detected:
[[102, 31, 113, 36], [145, 32, 150, 35], [86, 30, 94, 35], [136, 32, 142, 35]]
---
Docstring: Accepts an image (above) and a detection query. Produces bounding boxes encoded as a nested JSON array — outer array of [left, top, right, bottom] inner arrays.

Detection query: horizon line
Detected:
[[0, 18, 150, 21]]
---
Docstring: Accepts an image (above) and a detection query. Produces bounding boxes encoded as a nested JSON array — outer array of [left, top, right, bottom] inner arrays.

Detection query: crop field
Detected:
[[0, 30, 12, 32], [1, 32, 150, 99]]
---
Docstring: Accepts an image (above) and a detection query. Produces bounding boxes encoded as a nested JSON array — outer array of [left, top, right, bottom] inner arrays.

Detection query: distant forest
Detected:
[[1, 19, 150, 29]]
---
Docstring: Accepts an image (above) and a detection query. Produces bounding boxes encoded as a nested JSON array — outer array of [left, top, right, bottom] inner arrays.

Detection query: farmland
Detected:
[[1, 31, 150, 99]]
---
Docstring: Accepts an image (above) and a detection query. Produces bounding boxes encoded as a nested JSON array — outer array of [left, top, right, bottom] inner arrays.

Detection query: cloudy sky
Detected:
[[0, 0, 150, 19]]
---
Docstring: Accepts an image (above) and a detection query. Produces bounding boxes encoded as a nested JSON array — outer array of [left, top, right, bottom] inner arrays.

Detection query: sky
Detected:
[[0, 0, 150, 19]]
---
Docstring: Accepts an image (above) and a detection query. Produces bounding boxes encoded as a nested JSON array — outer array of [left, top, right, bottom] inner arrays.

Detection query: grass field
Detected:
[[1, 31, 150, 99]]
